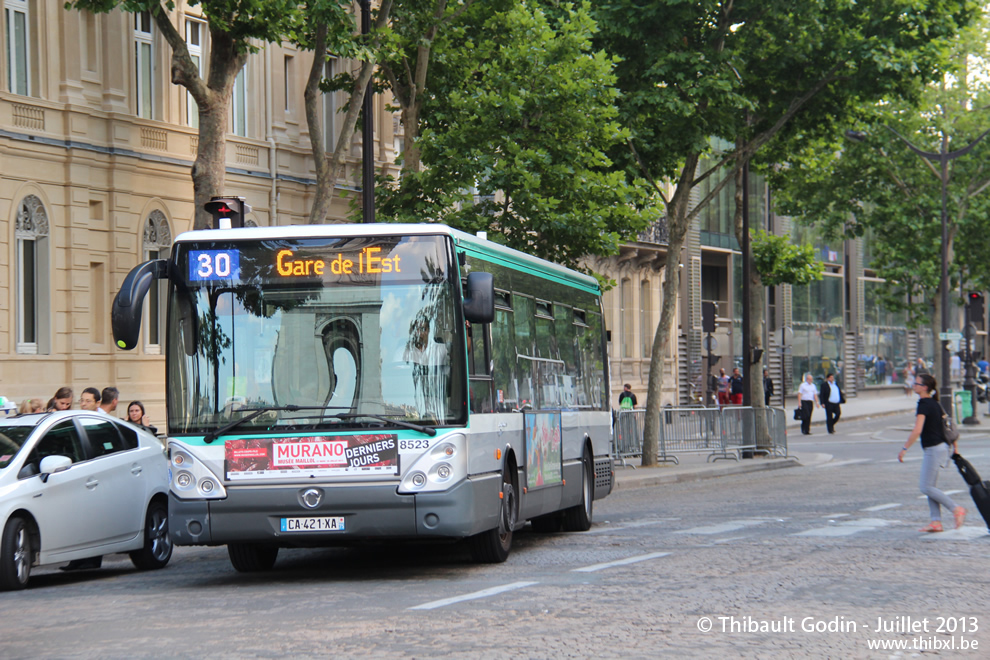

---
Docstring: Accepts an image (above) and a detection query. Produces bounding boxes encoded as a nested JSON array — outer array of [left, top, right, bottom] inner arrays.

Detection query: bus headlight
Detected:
[[398, 433, 467, 494], [168, 440, 227, 500]]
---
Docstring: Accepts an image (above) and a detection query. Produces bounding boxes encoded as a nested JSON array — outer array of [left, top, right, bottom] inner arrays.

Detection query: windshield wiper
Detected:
[[203, 405, 351, 444], [331, 413, 437, 437]]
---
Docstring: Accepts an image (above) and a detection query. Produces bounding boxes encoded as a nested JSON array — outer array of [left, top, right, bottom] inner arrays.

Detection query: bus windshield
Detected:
[[165, 234, 466, 434]]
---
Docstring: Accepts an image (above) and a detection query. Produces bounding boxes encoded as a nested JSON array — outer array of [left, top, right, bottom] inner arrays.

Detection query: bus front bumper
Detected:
[[169, 473, 501, 546]]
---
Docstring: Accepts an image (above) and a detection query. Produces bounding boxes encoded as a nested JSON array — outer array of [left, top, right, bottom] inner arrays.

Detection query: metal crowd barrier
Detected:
[[612, 406, 789, 467], [613, 409, 645, 467]]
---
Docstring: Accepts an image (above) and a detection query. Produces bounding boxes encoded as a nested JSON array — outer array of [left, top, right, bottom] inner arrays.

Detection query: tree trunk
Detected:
[[306, 1, 394, 224], [642, 153, 700, 466], [151, 9, 245, 230]]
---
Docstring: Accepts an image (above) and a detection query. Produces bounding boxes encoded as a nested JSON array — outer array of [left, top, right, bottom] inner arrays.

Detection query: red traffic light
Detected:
[[204, 197, 250, 229]]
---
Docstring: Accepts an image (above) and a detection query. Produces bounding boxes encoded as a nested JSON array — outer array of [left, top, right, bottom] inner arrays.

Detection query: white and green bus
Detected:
[[111, 223, 613, 571]]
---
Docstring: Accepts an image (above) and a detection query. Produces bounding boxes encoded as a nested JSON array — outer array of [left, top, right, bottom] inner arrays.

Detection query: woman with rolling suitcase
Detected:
[[898, 374, 965, 532]]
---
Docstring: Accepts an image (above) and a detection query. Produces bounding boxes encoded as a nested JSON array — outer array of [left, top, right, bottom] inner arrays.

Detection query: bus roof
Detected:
[[173, 223, 601, 294]]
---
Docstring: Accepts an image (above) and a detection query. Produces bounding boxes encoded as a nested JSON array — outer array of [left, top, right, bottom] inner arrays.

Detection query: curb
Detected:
[[612, 456, 801, 491]]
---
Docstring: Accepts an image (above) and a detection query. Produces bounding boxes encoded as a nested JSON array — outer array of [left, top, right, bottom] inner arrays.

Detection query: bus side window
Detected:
[[468, 321, 494, 414], [492, 307, 517, 412]]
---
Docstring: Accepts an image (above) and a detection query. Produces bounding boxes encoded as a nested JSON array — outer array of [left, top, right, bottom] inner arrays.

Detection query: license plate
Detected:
[[280, 516, 346, 532]]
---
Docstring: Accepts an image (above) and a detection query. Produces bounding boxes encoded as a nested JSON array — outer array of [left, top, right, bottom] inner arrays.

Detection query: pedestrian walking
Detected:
[[820, 373, 845, 434], [903, 363, 915, 396], [717, 368, 730, 406], [618, 384, 637, 410], [798, 373, 819, 435], [763, 368, 774, 407], [729, 368, 744, 405], [898, 373, 965, 533]]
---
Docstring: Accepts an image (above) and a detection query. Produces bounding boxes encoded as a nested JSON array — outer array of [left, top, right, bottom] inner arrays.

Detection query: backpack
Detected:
[[942, 414, 960, 444]]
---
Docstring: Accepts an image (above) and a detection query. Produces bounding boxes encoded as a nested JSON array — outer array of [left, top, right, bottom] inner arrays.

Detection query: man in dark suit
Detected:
[[763, 368, 774, 406], [820, 373, 845, 434]]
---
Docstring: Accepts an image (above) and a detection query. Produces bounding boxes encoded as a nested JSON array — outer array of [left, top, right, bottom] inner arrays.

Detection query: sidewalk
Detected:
[[611, 391, 978, 492]]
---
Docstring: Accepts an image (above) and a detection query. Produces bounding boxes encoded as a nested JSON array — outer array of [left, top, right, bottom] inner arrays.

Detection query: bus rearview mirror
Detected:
[[463, 272, 495, 324]]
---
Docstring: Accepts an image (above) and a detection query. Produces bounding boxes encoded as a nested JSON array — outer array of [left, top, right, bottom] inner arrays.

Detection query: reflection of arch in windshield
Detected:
[[321, 318, 361, 410]]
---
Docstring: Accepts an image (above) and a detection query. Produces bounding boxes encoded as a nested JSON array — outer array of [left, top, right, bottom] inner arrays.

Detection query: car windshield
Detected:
[[167, 234, 467, 435], [0, 422, 38, 469]]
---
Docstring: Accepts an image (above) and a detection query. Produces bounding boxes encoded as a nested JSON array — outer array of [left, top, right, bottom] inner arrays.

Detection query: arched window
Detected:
[[15, 194, 50, 354], [143, 210, 171, 351]]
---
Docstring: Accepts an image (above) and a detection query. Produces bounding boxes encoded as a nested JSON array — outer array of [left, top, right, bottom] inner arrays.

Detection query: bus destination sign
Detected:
[[185, 237, 420, 285]]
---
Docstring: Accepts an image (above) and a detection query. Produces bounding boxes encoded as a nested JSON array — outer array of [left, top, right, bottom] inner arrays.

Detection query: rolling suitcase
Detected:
[[951, 453, 990, 531]]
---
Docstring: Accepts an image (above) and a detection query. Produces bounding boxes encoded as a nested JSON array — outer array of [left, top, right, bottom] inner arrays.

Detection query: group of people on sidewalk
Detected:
[[796, 372, 845, 435]]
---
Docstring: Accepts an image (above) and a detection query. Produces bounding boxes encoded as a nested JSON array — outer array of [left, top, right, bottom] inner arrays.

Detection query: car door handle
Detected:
[[131, 466, 143, 476], [85, 478, 99, 490]]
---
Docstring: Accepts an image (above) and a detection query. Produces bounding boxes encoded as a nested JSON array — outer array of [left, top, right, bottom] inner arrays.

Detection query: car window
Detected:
[[0, 426, 35, 470], [80, 418, 132, 458], [117, 423, 140, 450], [20, 421, 84, 479]]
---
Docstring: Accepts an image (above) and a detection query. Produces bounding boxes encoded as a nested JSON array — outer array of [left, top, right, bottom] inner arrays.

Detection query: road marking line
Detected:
[[815, 458, 872, 469], [794, 518, 896, 537], [572, 552, 670, 573], [675, 520, 768, 535], [923, 526, 990, 541], [711, 536, 748, 544], [861, 503, 902, 512], [821, 513, 851, 518], [585, 520, 670, 535], [409, 581, 539, 610]]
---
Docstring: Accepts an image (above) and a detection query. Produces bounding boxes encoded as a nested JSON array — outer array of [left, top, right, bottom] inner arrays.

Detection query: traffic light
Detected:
[[968, 291, 985, 329], [205, 196, 251, 229], [702, 301, 717, 333]]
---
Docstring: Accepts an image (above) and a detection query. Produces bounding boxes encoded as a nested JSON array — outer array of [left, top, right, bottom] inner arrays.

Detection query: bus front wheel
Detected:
[[469, 468, 517, 563], [227, 543, 279, 572]]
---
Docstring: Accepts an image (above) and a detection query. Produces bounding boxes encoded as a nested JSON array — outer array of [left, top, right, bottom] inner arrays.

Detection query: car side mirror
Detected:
[[39, 455, 72, 483]]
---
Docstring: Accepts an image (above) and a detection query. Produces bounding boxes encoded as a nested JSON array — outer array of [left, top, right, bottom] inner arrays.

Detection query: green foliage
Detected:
[[373, 1, 650, 270], [750, 230, 824, 288], [772, 12, 990, 326], [66, 0, 306, 55]]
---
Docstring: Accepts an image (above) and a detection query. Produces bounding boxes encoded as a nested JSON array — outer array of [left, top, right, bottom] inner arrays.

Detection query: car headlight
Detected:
[[168, 441, 227, 500]]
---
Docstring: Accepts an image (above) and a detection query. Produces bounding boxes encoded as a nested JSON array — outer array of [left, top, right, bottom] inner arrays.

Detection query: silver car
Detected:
[[0, 411, 172, 590]]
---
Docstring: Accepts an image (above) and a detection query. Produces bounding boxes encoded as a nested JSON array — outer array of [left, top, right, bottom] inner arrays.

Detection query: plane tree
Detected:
[[592, 0, 975, 465]]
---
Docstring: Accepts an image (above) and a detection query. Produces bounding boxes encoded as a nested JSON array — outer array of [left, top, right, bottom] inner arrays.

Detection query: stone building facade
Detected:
[[1, 2, 400, 421]]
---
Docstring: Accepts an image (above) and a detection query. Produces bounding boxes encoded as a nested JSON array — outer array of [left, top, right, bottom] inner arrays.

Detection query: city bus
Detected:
[[111, 223, 613, 571]]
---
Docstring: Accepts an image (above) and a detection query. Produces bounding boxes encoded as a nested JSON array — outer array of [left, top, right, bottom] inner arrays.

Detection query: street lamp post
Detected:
[[360, 0, 375, 224], [846, 126, 990, 416]]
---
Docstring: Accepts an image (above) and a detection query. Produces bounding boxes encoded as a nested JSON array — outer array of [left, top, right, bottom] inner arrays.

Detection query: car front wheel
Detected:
[[0, 516, 32, 591], [130, 500, 173, 570]]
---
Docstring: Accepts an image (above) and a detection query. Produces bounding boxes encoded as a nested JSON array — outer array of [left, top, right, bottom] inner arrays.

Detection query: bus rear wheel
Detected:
[[469, 468, 517, 563], [227, 543, 279, 572], [562, 452, 593, 532]]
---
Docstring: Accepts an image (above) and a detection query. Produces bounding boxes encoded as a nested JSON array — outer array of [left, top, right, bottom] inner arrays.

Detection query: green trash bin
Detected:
[[954, 390, 973, 423]]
